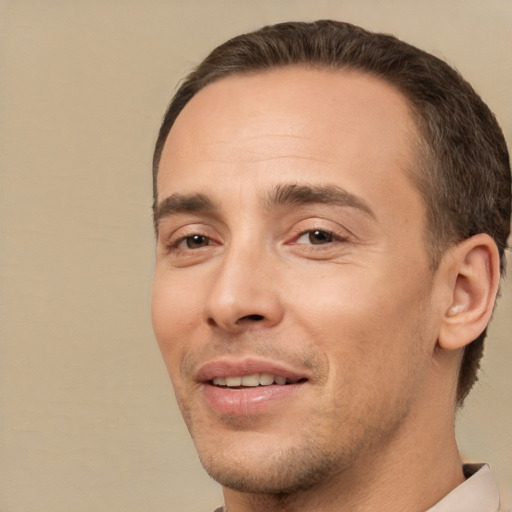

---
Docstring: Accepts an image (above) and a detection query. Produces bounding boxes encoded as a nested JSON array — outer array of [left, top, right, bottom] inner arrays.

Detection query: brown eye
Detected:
[[296, 230, 335, 245], [184, 235, 210, 249], [308, 230, 334, 244]]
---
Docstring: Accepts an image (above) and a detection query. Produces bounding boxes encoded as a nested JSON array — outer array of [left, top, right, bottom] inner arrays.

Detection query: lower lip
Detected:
[[201, 382, 304, 415]]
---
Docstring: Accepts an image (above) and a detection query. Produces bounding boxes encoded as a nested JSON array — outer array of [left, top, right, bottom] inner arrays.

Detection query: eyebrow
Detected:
[[265, 184, 375, 218], [153, 193, 215, 229], [153, 183, 375, 230]]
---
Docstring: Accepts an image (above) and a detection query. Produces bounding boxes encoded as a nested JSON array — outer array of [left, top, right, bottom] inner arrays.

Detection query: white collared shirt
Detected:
[[426, 464, 506, 512]]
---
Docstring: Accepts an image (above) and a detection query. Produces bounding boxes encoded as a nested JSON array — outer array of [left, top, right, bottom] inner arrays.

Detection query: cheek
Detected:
[[286, 264, 398, 335], [287, 264, 433, 377], [151, 272, 202, 371]]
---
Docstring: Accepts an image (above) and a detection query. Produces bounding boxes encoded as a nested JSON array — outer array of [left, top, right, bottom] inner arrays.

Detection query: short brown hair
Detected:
[[152, 20, 511, 404]]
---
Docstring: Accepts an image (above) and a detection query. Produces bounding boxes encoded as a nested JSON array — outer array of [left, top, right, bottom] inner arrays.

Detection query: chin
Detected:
[[195, 436, 347, 495]]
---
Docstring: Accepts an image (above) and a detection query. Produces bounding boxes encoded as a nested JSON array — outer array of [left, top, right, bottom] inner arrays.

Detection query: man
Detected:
[[150, 20, 511, 512]]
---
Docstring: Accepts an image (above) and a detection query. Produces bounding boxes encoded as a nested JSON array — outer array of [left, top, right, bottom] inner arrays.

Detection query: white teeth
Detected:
[[259, 374, 274, 385], [225, 376, 242, 387], [212, 373, 292, 387], [241, 375, 260, 387]]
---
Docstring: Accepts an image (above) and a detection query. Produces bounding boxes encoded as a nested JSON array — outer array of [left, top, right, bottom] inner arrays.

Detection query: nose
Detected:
[[204, 243, 284, 332]]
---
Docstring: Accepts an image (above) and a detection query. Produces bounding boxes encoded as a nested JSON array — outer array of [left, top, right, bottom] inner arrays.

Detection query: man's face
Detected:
[[152, 68, 442, 494]]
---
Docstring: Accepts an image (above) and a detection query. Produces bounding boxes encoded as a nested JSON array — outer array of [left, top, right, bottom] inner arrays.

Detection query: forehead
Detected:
[[158, 66, 420, 207]]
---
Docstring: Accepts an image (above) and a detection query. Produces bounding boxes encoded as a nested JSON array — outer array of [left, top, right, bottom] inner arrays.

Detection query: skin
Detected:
[[151, 67, 499, 512]]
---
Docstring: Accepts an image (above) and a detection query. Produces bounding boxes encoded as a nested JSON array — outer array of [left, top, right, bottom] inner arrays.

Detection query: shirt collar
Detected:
[[425, 464, 501, 512]]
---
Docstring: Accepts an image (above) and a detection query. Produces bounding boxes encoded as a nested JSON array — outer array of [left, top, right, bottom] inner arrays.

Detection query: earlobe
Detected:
[[438, 234, 500, 351]]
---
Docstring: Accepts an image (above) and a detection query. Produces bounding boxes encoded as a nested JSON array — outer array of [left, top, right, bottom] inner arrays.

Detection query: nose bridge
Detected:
[[205, 231, 282, 331]]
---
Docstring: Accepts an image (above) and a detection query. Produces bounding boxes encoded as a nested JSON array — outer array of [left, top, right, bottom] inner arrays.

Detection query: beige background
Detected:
[[0, 1, 510, 511]]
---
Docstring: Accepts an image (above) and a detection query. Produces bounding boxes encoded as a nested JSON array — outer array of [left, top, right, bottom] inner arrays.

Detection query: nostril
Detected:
[[207, 313, 266, 329], [242, 314, 264, 322]]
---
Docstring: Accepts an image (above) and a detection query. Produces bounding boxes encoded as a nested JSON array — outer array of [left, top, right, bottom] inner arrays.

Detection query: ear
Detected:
[[437, 234, 501, 351]]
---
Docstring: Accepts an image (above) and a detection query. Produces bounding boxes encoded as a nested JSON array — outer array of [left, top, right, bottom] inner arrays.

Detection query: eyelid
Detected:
[[173, 233, 218, 250], [161, 223, 220, 250], [286, 220, 354, 245], [294, 229, 339, 245]]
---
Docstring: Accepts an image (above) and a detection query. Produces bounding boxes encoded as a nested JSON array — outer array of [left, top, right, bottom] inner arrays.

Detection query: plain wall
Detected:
[[1, 1, 510, 511]]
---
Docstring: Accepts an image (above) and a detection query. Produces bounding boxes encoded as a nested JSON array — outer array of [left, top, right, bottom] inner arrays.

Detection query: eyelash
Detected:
[[161, 223, 351, 262], [166, 233, 216, 252], [293, 228, 345, 246]]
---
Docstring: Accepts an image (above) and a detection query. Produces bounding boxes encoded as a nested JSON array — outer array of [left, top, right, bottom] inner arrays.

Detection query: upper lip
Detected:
[[195, 357, 310, 383]]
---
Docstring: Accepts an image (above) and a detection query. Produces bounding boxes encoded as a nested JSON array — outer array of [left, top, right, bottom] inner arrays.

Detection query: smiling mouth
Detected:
[[211, 374, 307, 388], [202, 368, 309, 414]]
